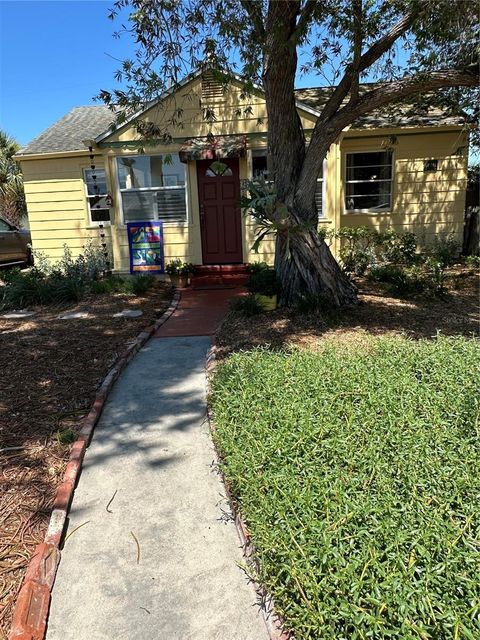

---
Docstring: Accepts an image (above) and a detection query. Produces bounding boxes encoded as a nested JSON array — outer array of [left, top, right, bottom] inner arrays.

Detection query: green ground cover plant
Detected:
[[211, 337, 480, 639], [0, 244, 156, 309]]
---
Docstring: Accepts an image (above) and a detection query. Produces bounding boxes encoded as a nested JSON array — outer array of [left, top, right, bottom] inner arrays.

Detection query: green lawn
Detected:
[[211, 337, 480, 640]]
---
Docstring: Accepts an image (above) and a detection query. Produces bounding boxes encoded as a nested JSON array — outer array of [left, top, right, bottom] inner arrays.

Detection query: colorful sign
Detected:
[[127, 222, 164, 274]]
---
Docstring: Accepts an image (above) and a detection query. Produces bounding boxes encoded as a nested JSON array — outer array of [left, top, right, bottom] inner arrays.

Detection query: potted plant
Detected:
[[165, 259, 194, 288], [248, 266, 279, 310]]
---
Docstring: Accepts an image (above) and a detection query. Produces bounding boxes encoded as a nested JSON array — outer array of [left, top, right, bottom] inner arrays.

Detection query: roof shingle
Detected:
[[17, 106, 114, 155], [18, 84, 463, 156], [294, 86, 464, 128]]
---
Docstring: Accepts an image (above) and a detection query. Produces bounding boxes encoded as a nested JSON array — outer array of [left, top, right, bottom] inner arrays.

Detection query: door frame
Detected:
[[196, 157, 243, 265]]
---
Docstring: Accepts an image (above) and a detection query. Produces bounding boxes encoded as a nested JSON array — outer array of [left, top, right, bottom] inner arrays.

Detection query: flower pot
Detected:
[[169, 274, 189, 288], [256, 294, 277, 311]]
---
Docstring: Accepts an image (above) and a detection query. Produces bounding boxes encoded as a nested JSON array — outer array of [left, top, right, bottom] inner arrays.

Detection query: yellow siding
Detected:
[[22, 156, 112, 262], [18, 73, 468, 270], [105, 76, 316, 144], [338, 131, 468, 247]]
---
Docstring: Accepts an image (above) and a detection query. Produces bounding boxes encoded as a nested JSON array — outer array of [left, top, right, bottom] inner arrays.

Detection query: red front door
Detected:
[[197, 158, 243, 264]]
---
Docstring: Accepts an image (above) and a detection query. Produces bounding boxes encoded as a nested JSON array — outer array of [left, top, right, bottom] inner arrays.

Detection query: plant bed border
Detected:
[[205, 344, 291, 640], [8, 289, 182, 640]]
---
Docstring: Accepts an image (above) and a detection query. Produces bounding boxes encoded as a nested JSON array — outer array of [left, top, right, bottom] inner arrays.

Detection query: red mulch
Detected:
[[0, 282, 172, 638]]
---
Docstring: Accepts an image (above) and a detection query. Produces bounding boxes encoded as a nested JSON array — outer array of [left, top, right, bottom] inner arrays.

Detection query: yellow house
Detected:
[[16, 70, 468, 272]]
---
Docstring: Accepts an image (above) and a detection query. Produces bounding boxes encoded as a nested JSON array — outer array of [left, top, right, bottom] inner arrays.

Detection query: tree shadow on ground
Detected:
[[216, 272, 479, 357]]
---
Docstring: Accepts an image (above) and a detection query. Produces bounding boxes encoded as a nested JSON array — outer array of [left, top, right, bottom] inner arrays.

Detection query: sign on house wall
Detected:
[[127, 222, 164, 274]]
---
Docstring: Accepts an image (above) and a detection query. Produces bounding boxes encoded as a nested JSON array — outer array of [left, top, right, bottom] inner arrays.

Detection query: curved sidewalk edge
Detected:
[[8, 289, 181, 640], [205, 344, 292, 640]]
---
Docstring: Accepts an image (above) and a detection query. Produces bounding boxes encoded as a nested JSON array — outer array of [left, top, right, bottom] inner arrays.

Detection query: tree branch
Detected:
[[349, 0, 363, 104], [336, 66, 479, 129], [298, 65, 479, 201], [320, 5, 425, 123], [240, 0, 265, 39], [290, 0, 317, 45]]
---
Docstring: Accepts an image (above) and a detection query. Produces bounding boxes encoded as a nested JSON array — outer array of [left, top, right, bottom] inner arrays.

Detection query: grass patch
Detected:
[[211, 336, 480, 639]]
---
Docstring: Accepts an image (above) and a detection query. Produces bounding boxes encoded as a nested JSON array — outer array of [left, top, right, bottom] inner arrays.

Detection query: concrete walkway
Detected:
[[46, 291, 269, 640]]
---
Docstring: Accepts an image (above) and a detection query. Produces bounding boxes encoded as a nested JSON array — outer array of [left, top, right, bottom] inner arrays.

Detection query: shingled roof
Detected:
[[18, 83, 463, 157], [294, 86, 464, 129], [17, 106, 114, 156]]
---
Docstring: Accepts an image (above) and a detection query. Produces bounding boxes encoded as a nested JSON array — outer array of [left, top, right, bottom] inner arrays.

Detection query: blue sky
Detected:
[[0, 0, 343, 147], [0, 0, 137, 146]]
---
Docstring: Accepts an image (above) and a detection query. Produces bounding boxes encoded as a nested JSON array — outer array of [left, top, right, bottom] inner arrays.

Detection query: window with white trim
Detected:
[[345, 150, 393, 212], [116, 154, 187, 224], [84, 168, 111, 223], [315, 161, 325, 219]]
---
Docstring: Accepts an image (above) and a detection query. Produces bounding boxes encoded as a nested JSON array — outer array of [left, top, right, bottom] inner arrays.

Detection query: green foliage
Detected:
[[55, 242, 110, 282], [379, 230, 417, 264], [336, 227, 419, 275], [0, 269, 85, 308], [56, 428, 76, 445], [126, 274, 155, 296], [165, 258, 194, 276], [1, 243, 113, 309], [296, 293, 338, 317], [0, 129, 26, 226], [248, 267, 279, 297], [246, 261, 270, 275], [211, 337, 480, 639], [229, 293, 263, 317], [426, 233, 460, 267], [465, 255, 480, 268], [368, 262, 449, 298]]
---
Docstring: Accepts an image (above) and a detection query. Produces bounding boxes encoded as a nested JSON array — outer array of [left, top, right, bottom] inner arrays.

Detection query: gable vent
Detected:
[[201, 71, 225, 102]]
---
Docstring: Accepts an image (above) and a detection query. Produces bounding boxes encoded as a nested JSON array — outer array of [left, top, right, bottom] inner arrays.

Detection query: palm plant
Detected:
[[0, 130, 27, 227]]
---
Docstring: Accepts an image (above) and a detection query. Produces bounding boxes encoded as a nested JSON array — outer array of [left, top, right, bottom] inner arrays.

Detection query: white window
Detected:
[[116, 154, 187, 224], [345, 150, 393, 212], [84, 168, 111, 224], [315, 160, 326, 219]]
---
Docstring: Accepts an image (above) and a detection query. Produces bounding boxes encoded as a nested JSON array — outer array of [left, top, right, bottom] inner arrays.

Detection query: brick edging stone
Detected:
[[205, 344, 292, 640], [8, 289, 182, 640]]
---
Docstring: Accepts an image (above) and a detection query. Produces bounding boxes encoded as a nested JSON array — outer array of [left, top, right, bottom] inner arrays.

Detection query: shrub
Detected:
[[336, 226, 376, 275], [246, 261, 270, 275], [335, 227, 420, 274], [229, 293, 263, 316], [1, 243, 110, 309], [165, 258, 194, 276], [427, 232, 460, 267], [368, 264, 426, 296], [369, 262, 450, 298], [378, 230, 417, 265], [211, 336, 480, 639], [249, 268, 279, 297], [465, 255, 480, 268], [296, 293, 337, 315], [126, 274, 155, 296]]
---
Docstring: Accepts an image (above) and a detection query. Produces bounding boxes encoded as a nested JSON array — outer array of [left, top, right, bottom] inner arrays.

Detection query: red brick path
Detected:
[[153, 287, 245, 337]]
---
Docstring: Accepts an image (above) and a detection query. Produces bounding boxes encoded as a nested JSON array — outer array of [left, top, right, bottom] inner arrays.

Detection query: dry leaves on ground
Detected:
[[0, 283, 172, 638]]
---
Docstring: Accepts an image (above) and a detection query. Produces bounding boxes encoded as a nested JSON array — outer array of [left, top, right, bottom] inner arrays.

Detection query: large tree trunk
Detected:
[[274, 218, 358, 307], [263, 2, 358, 308]]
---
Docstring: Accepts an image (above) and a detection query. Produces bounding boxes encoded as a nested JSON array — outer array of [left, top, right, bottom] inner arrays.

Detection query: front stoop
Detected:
[[191, 264, 249, 289]]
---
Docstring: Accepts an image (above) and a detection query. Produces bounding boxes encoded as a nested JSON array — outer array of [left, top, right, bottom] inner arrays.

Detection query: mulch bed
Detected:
[[0, 282, 172, 638], [216, 268, 479, 358]]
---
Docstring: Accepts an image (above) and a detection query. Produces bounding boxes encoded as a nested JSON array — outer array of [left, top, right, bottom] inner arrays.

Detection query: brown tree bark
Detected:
[[263, 1, 358, 307], [260, 0, 477, 308]]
